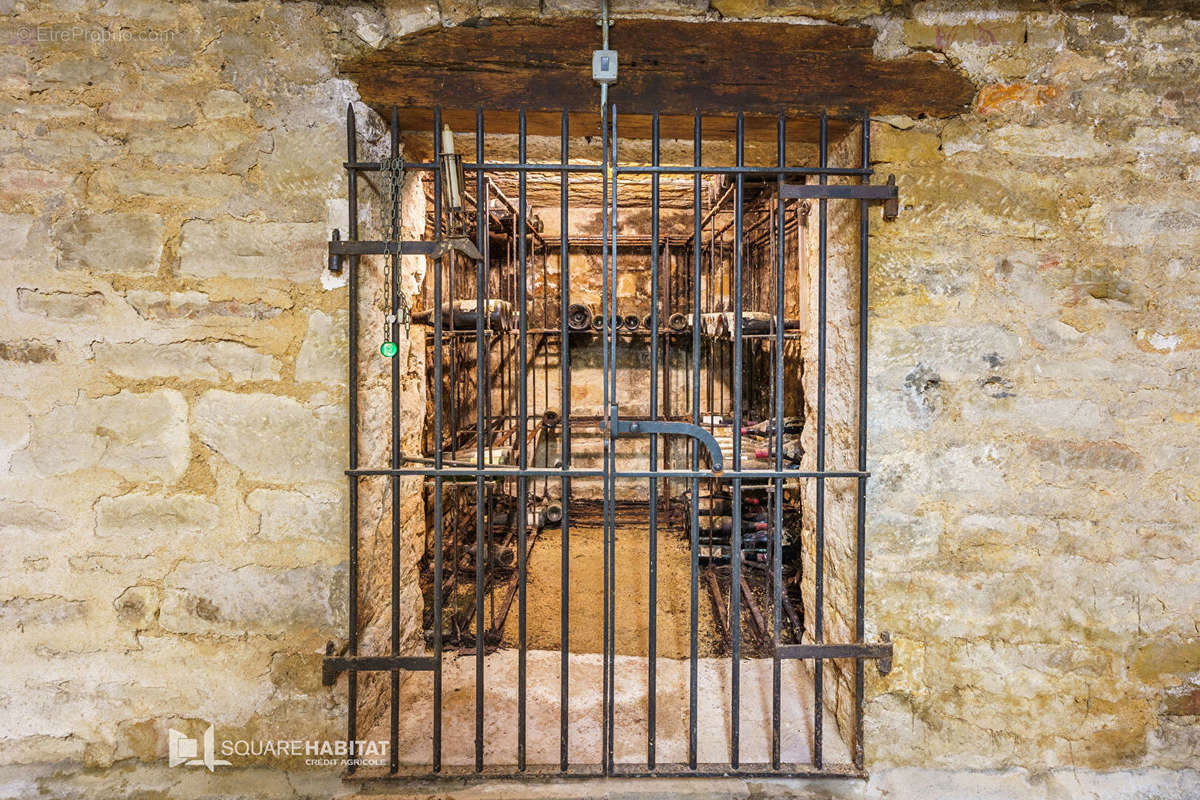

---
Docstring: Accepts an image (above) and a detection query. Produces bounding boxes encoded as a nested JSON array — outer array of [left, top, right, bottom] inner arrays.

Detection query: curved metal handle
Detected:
[[609, 404, 723, 473]]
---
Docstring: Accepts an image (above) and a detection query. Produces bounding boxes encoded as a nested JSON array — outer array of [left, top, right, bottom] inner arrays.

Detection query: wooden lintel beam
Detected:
[[340, 18, 976, 141]]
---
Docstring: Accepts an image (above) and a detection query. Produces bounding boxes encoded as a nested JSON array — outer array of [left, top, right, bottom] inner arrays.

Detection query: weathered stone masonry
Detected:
[[0, 1, 1197, 798]]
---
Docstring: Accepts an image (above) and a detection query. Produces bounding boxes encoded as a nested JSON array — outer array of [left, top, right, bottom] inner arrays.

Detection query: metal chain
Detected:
[[379, 156, 409, 335]]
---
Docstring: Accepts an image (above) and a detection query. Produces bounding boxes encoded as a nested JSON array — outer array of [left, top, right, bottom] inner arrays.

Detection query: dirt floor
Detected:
[[501, 521, 723, 658]]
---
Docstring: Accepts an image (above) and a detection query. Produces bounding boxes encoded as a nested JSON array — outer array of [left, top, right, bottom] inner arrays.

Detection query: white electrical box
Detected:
[[592, 49, 618, 84]]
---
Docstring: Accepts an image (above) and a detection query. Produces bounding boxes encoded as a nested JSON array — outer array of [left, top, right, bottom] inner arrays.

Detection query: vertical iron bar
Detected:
[[814, 109, 829, 770], [647, 109, 660, 771], [559, 108, 572, 773], [606, 104, 620, 776], [730, 111, 744, 770], [431, 106, 445, 774], [772, 111, 786, 772], [599, 99, 611, 775], [388, 103, 400, 776], [473, 106, 487, 774], [854, 108, 870, 770], [688, 110, 702, 771], [345, 102, 360, 774], [516, 107, 529, 773]]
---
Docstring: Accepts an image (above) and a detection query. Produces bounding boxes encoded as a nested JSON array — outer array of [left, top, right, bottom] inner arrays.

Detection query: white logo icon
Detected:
[[168, 725, 231, 770]]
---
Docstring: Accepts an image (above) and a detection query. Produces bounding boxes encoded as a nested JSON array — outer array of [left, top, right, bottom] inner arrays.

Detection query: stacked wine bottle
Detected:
[[686, 485, 773, 564], [685, 416, 803, 564]]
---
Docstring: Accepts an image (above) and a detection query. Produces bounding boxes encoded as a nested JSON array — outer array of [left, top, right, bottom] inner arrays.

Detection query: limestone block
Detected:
[[54, 212, 163, 275], [246, 486, 342, 542], [0, 340, 56, 363], [20, 126, 124, 165], [94, 492, 219, 545], [1026, 438, 1141, 471], [16, 289, 110, 322], [100, 94, 196, 127], [191, 390, 342, 483], [0, 596, 87, 628], [1103, 203, 1200, 251], [871, 125, 942, 164], [91, 340, 280, 382], [126, 123, 270, 173], [199, 88, 251, 120], [710, 0, 884, 20], [28, 390, 190, 483], [123, 290, 286, 322], [112, 585, 160, 629], [902, 19, 1026, 50], [159, 561, 345, 636], [896, 164, 1061, 237], [874, 322, 1022, 383], [258, 127, 341, 200], [91, 169, 244, 202], [179, 219, 326, 281], [378, 2, 440, 39], [0, 213, 33, 254], [0, 397, 30, 470], [295, 310, 346, 384], [989, 122, 1110, 160]]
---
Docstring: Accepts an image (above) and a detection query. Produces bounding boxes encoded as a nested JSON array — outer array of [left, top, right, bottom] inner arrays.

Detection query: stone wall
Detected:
[[864, 8, 1200, 778], [1, 1, 1198, 798]]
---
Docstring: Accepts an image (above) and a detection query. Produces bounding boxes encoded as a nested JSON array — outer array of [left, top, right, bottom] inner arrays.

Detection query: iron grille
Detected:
[[325, 102, 898, 780]]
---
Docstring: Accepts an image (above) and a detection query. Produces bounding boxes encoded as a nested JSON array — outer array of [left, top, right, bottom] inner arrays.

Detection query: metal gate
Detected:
[[325, 102, 898, 779]]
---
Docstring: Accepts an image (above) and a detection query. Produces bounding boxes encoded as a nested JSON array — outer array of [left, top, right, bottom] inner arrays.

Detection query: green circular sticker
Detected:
[[380, 341, 398, 358]]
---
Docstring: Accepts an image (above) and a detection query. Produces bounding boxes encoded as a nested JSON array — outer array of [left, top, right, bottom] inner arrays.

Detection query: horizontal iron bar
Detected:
[[347, 161, 603, 173], [779, 183, 896, 200], [345, 161, 871, 177], [347, 467, 869, 479], [615, 165, 871, 176], [330, 239, 436, 255], [329, 238, 483, 260], [322, 655, 435, 686], [357, 762, 865, 780]]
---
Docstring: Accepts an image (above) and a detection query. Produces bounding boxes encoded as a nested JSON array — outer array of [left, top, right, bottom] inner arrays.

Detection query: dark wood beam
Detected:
[[340, 18, 976, 140]]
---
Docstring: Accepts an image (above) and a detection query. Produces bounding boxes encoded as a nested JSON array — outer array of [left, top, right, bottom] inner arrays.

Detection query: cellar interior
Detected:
[[375, 116, 866, 767]]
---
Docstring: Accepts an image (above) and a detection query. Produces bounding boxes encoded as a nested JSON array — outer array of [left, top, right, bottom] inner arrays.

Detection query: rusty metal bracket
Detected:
[[609, 403, 724, 473], [776, 631, 894, 676], [321, 650, 436, 687], [327, 235, 483, 271], [780, 174, 899, 221]]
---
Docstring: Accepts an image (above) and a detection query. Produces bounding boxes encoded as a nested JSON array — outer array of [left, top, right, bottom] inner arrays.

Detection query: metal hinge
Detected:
[[780, 175, 899, 221], [327, 234, 484, 273], [776, 632, 893, 676], [321, 641, 435, 686]]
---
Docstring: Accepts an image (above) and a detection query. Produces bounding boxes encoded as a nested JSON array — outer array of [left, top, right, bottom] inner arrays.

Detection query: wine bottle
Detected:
[[714, 311, 803, 336], [753, 440, 803, 464], [694, 517, 771, 535], [411, 299, 514, 331], [742, 417, 803, 437], [538, 504, 563, 528], [567, 303, 593, 331]]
